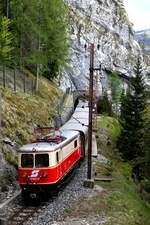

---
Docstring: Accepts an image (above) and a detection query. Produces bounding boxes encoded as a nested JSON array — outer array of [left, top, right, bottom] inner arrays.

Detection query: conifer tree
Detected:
[[0, 0, 11, 17], [10, 0, 33, 67], [118, 58, 146, 166], [97, 91, 112, 116], [142, 107, 150, 179], [0, 16, 13, 65], [39, 0, 69, 80], [9, 0, 69, 79]]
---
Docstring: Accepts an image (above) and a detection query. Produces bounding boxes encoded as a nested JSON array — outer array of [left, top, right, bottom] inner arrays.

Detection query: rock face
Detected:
[[135, 29, 150, 86], [64, 0, 140, 91], [136, 29, 150, 54]]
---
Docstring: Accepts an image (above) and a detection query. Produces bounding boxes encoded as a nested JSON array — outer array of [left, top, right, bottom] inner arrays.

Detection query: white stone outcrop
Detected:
[[62, 0, 140, 91]]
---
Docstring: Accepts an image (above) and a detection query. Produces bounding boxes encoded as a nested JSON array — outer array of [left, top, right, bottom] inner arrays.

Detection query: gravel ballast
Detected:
[[28, 161, 94, 225], [3, 160, 109, 225]]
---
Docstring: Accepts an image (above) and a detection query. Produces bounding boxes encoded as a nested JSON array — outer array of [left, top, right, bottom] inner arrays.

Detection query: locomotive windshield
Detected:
[[21, 154, 33, 168], [35, 154, 49, 168], [21, 153, 49, 168]]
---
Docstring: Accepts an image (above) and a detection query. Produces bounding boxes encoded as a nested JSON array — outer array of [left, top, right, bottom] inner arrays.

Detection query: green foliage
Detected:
[[1, 77, 60, 145], [104, 167, 150, 225], [111, 71, 122, 102], [0, 16, 13, 65], [0, 0, 9, 16], [2, 146, 17, 166], [41, 0, 69, 79], [138, 106, 150, 180], [10, 0, 29, 66], [0, 0, 69, 79], [96, 116, 121, 141], [118, 58, 147, 179], [95, 161, 112, 177], [97, 91, 112, 116], [67, 113, 150, 224]]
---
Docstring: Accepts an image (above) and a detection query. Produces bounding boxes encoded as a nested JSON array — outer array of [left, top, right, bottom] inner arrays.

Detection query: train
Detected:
[[17, 101, 89, 199]]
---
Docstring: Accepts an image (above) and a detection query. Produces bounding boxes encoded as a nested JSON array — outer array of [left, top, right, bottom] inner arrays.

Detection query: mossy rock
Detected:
[[2, 146, 17, 166]]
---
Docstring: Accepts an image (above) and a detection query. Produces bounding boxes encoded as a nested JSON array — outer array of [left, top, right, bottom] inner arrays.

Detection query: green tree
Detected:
[[117, 58, 146, 166], [0, 16, 13, 65], [10, 0, 32, 67], [138, 106, 150, 180], [39, 0, 69, 80], [0, 0, 11, 17], [97, 91, 112, 116], [9, 0, 69, 80]]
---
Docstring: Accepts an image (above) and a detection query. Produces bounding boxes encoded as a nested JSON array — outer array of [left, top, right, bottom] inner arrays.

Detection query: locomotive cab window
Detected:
[[35, 154, 49, 168], [74, 140, 78, 148], [21, 154, 33, 168]]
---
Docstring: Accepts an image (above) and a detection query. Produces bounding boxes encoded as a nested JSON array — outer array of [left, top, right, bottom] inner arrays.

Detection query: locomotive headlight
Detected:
[[22, 172, 27, 178], [42, 171, 47, 178]]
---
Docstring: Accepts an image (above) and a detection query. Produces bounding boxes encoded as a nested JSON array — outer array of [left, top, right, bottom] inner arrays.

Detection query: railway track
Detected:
[[6, 191, 58, 225], [6, 165, 78, 225], [3, 160, 91, 225], [7, 205, 41, 225]]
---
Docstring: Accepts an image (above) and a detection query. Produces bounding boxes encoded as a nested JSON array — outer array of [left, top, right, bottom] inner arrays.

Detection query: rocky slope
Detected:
[[64, 0, 140, 91]]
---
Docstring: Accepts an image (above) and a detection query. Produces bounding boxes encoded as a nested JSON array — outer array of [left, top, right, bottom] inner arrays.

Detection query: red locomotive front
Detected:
[[18, 130, 81, 198]]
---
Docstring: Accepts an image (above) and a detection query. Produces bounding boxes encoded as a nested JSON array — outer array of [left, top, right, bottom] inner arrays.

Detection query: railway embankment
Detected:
[[0, 78, 61, 205]]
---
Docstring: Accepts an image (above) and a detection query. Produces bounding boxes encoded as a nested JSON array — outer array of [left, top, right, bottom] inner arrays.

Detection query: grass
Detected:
[[64, 114, 150, 225], [96, 115, 121, 141], [95, 160, 150, 225], [0, 77, 61, 146], [95, 161, 113, 177]]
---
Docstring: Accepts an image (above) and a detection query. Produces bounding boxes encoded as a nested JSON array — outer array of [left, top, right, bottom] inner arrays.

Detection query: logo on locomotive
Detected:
[[30, 170, 39, 178]]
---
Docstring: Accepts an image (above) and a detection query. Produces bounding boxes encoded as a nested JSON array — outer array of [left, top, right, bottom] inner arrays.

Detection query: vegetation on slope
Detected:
[[0, 77, 61, 180], [117, 59, 150, 197], [63, 58, 150, 224], [1, 78, 60, 146], [64, 115, 150, 225]]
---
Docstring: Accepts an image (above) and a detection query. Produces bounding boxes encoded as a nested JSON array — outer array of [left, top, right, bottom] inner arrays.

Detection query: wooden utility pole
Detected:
[[3, 65, 6, 88], [35, 3, 41, 93], [14, 68, 16, 92], [87, 44, 102, 180], [35, 38, 41, 93], [6, 0, 9, 18], [87, 43, 94, 180]]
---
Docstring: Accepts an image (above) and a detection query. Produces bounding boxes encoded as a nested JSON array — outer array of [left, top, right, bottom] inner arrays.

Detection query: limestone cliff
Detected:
[[64, 0, 140, 91]]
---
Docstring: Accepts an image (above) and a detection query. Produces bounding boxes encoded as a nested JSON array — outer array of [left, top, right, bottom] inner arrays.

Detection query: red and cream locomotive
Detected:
[[17, 101, 89, 198]]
